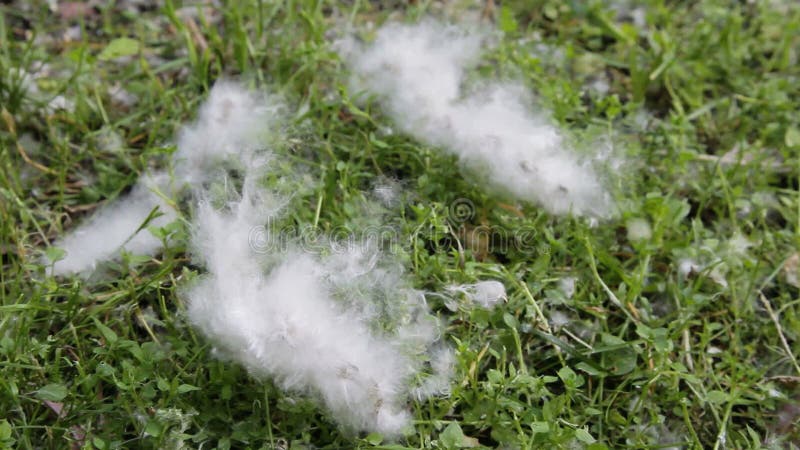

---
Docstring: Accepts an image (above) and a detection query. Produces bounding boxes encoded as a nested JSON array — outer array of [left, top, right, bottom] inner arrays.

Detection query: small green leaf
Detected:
[[369, 132, 389, 149], [221, 384, 232, 400], [558, 366, 585, 388], [575, 362, 605, 376], [653, 331, 673, 353], [44, 246, 66, 263], [93, 318, 118, 345], [142, 342, 167, 361], [0, 336, 13, 355], [177, 384, 200, 394], [440, 422, 465, 449], [0, 419, 13, 439], [364, 432, 383, 445], [585, 407, 603, 416], [156, 377, 170, 391], [785, 126, 800, 148], [608, 410, 626, 425], [144, 419, 162, 437], [600, 333, 626, 346], [745, 425, 762, 446], [499, 6, 518, 33], [98, 37, 140, 61], [35, 383, 68, 402], [558, 366, 577, 384], [574, 428, 596, 443], [502, 312, 518, 329], [606, 348, 637, 375], [486, 369, 504, 384], [596, 335, 638, 376], [96, 362, 116, 377], [706, 390, 730, 404], [122, 340, 143, 361], [530, 421, 549, 434], [543, 4, 559, 20]]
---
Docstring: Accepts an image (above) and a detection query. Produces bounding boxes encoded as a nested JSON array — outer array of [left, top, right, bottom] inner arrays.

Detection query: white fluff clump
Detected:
[[446, 280, 507, 309], [185, 172, 453, 436], [175, 83, 447, 436], [340, 21, 614, 217], [174, 80, 279, 184], [626, 218, 652, 242], [48, 81, 276, 276], [49, 174, 176, 275]]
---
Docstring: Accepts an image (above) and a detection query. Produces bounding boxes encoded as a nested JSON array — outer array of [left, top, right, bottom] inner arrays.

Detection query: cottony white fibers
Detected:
[[626, 218, 652, 242], [49, 174, 176, 275], [412, 345, 455, 401], [48, 81, 275, 275], [559, 277, 576, 300], [174, 80, 279, 184], [549, 310, 571, 331], [186, 177, 439, 436], [340, 21, 613, 217], [446, 280, 507, 308]]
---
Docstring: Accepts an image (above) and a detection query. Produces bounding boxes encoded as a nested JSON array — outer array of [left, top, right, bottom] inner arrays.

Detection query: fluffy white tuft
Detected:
[[49, 174, 176, 276], [446, 280, 507, 308], [340, 20, 614, 217], [559, 277, 576, 299], [626, 218, 652, 242], [47, 81, 275, 275], [173, 83, 447, 436], [185, 173, 450, 436], [174, 80, 279, 184]]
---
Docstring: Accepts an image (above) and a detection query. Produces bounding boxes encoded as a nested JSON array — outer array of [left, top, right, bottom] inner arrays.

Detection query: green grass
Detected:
[[1, 0, 799, 448]]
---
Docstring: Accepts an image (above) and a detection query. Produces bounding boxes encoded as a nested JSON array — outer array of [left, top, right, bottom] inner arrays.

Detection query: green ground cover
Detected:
[[1, 1, 799, 448]]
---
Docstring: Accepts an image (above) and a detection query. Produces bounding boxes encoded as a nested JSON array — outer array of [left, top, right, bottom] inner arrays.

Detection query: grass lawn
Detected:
[[1, 0, 799, 448]]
